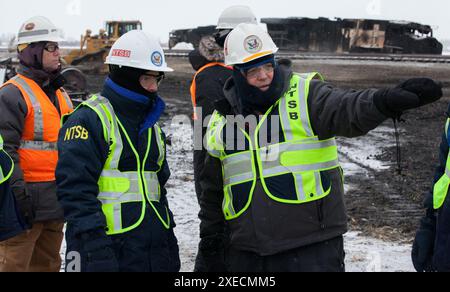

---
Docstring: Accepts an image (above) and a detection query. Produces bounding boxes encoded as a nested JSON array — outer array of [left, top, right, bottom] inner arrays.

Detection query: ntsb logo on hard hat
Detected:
[[151, 51, 163, 67], [112, 49, 131, 58], [244, 35, 262, 53]]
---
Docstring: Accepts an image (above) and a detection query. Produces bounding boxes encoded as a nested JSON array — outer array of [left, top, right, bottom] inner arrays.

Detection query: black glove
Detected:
[[374, 78, 443, 118], [194, 235, 228, 272], [397, 78, 443, 106], [81, 229, 119, 273], [13, 188, 34, 228], [412, 216, 437, 272]]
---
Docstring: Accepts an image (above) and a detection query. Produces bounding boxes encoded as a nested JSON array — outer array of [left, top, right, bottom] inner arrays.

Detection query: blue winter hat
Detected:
[[234, 54, 276, 72]]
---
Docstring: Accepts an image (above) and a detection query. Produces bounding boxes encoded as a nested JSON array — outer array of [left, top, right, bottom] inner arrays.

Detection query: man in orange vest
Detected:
[[189, 6, 258, 272], [0, 16, 73, 272]]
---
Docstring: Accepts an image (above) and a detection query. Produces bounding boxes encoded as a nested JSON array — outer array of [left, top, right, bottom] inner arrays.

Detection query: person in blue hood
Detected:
[[56, 31, 180, 272]]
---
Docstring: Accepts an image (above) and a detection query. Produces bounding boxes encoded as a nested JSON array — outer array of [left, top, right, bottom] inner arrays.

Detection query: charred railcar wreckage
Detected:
[[169, 17, 443, 55]]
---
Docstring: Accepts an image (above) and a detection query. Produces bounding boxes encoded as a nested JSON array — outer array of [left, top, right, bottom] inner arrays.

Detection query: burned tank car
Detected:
[[261, 17, 443, 55], [169, 25, 216, 49]]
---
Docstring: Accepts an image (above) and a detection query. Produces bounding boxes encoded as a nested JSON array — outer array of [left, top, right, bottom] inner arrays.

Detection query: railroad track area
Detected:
[[165, 49, 450, 63]]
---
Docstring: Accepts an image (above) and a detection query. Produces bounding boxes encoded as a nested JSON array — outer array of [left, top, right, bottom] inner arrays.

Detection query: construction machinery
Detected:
[[63, 20, 142, 72], [0, 57, 16, 85]]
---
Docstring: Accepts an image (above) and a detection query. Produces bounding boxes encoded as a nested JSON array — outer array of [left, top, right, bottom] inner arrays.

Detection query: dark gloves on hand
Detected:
[[194, 234, 228, 272], [398, 78, 443, 106], [374, 78, 443, 118], [412, 216, 437, 272], [13, 188, 34, 228], [81, 229, 119, 273]]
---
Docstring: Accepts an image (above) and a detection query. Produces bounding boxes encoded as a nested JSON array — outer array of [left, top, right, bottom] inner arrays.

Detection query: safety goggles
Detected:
[[44, 43, 60, 53], [244, 63, 275, 80], [141, 73, 165, 85]]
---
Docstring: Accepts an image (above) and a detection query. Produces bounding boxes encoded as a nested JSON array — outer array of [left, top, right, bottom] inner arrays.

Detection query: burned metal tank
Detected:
[[169, 25, 216, 49], [261, 17, 443, 55], [168, 17, 443, 55]]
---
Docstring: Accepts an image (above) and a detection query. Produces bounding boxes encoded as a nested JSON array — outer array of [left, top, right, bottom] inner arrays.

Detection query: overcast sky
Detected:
[[1, 0, 449, 42]]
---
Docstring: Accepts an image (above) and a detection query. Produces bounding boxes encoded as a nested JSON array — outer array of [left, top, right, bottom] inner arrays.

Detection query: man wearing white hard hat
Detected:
[[200, 23, 443, 272], [189, 5, 258, 272], [0, 16, 72, 272], [56, 30, 180, 272]]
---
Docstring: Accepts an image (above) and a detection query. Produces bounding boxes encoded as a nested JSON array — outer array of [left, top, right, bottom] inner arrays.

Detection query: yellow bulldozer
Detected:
[[63, 20, 142, 73]]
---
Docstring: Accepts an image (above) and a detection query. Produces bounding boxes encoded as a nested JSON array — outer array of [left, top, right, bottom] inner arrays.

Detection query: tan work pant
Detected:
[[0, 220, 64, 272]]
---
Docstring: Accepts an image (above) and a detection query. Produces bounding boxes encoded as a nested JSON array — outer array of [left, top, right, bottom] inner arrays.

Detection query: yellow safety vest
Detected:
[[206, 73, 341, 220], [434, 119, 450, 210], [64, 95, 170, 235]]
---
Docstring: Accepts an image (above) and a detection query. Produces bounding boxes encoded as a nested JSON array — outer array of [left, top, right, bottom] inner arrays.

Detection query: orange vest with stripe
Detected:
[[1, 74, 74, 182], [190, 62, 232, 120]]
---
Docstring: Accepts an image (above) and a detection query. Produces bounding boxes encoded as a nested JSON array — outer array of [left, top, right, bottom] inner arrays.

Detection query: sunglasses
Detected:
[[44, 43, 60, 53]]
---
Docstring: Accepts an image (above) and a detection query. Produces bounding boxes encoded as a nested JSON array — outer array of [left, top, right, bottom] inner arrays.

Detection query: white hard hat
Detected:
[[217, 5, 258, 30], [224, 23, 279, 66], [17, 16, 64, 45], [105, 30, 173, 72]]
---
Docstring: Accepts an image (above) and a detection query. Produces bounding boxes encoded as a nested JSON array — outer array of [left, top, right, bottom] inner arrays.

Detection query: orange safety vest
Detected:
[[1, 74, 73, 182], [190, 62, 232, 120]]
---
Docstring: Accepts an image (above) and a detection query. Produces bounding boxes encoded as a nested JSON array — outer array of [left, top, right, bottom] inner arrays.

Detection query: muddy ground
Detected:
[[84, 56, 450, 242]]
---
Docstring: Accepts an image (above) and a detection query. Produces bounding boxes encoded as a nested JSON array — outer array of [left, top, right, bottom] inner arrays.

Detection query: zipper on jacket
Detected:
[[317, 200, 325, 230]]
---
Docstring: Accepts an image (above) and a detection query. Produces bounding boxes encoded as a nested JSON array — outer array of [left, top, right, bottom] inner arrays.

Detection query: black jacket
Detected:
[[189, 49, 233, 119], [56, 81, 179, 272], [0, 149, 25, 241], [199, 63, 389, 256], [189, 50, 233, 271], [189, 49, 232, 201], [426, 104, 450, 271], [56, 82, 173, 237], [0, 65, 64, 224]]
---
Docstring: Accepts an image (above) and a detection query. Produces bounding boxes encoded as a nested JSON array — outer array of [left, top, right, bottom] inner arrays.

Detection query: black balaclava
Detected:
[[233, 55, 286, 115], [18, 41, 64, 89], [109, 65, 159, 101]]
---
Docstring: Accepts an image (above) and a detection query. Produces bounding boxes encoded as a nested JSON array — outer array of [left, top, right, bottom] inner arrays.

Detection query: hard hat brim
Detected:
[[105, 58, 174, 73], [17, 35, 65, 45]]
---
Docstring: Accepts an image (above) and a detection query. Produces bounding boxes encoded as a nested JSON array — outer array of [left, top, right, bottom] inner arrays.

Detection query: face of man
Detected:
[[139, 71, 164, 93], [42, 42, 61, 72], [244, 63, 275, 92]]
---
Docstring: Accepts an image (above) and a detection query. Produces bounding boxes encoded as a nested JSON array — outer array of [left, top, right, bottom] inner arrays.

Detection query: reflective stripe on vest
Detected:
[[434, 119, 450, 209], [190, 62, 232, 120], [77, 95, 169, 235], [207, 72, 340, 220], [0, 135, 14, 184], [1, 74, 73, 182]]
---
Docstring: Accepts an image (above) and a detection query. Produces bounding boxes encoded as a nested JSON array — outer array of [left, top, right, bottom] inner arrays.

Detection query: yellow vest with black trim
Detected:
[[434, 119, 450, 210], [0, 134, 14, 185], [63, 95, 170, 235], [206, 73, 341, 220]]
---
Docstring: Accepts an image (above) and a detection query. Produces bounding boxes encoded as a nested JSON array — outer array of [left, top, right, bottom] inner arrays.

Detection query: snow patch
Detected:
[[171, 43, 194, 51], [344, 232, 414, 272], [338, 126, 398, 174]]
